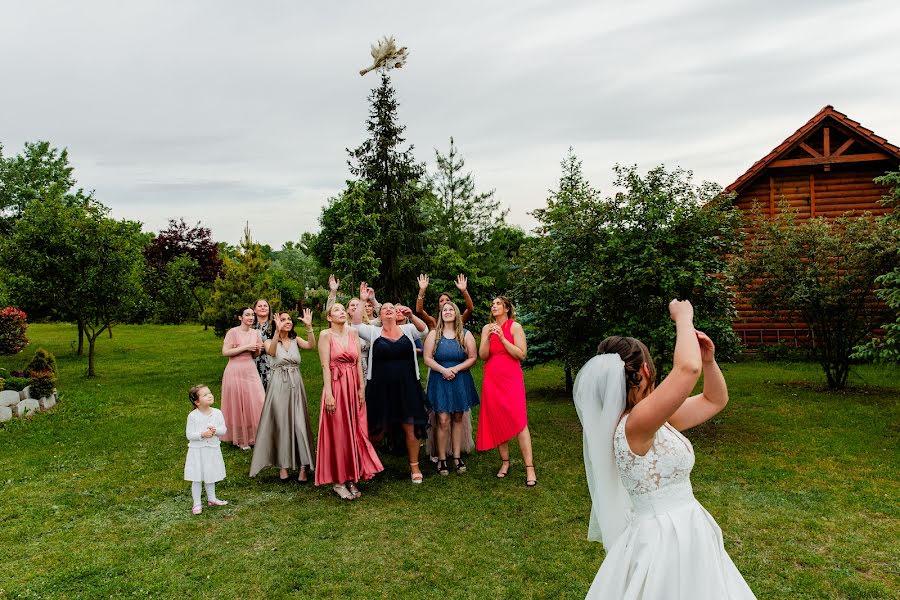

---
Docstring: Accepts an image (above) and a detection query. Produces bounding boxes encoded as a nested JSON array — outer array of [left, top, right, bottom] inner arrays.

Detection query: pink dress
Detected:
[[476, 319, 528, 450], [220, 327, 266, 447], [315, 333, 384, 486]]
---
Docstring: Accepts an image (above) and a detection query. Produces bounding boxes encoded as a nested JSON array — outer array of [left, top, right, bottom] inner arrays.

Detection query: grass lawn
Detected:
[[1, 324, 898, 599]]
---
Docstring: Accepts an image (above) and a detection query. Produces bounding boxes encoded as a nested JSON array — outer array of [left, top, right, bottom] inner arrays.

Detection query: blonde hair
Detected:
[[433, 302, 466, 357]]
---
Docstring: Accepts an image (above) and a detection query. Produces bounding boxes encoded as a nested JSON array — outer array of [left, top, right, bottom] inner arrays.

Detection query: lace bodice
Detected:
[[614, 415, 695, 499]]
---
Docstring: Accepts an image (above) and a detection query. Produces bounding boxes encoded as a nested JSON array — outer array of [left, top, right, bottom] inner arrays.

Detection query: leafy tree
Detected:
[[853, 171, 900, 363], [518, 152, 742, 391], [144, 218, 222, 322], [313, 181, 381, 289], [3, 191, 146, 373], [426, 137, 506, 252], [203, 223, 280, 336], [0, 141, 88, 233], [735, 204, 897, 388], [346, 72, 430, 301], [269, 240, 325, 312]]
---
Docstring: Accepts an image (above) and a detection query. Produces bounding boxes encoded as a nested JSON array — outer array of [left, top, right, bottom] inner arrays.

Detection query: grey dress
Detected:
[[249, 339, 315, 475]]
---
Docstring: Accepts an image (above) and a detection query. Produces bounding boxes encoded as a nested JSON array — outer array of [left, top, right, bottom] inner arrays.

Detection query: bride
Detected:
[[574, 300, 755, 599]]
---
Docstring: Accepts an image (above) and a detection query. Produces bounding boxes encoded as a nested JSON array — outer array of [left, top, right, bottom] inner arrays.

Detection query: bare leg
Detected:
[[517, 425, 536, 485], [496, 441, 510, 478], [450, 412, 464, 459], [401, 423, 422, 478], [436, 412, 451, 461]]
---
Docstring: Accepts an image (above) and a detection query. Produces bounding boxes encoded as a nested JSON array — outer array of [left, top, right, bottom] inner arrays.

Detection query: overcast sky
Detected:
[[2, 1, 899, 246]]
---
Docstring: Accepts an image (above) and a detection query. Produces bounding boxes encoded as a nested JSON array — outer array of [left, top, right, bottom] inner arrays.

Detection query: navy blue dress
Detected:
[[366, 335, 429, 447], [426, 333, 480, 414]]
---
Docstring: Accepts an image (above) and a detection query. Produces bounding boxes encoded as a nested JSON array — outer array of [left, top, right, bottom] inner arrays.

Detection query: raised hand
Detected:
[[359, 281, 368, 299], [366, 286, 376, 301], [300, 308, 313, 328], [417, 273, 430, 291], [695, 330, 716, 363], [455, 274, 468, 291], [668, 299, 694, 323], [272, 312, 284, 330], [329, 274, 340, 293], [396, 305, 413, 318]]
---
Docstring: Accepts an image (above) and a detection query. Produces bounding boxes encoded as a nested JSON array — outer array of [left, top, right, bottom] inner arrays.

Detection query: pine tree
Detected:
[[203, 223, 280, 336], [347, 72, 430, 301], [428, 137, 506, 251]]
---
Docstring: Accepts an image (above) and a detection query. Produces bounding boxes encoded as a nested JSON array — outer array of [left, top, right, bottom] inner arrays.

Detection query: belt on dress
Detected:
[[275, 364, 299, 386]]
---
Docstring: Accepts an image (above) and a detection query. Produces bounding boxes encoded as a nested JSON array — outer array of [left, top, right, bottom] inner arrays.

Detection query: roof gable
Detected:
[[725, 106, 900, 194]]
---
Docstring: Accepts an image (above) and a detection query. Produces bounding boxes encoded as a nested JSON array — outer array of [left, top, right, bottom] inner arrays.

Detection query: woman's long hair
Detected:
[[433, 302, 465, 357]]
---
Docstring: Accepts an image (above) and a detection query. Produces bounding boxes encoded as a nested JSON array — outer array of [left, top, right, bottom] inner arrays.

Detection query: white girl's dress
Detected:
[[184, 408, 227, 483], [587, 414, 755, 599]]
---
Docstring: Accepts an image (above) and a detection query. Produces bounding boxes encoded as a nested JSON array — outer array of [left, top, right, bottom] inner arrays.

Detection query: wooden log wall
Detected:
[[731, 165, 892, 347]]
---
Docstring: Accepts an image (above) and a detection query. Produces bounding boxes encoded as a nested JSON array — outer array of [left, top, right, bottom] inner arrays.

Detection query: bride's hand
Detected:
[[695, 331, 716, 364]]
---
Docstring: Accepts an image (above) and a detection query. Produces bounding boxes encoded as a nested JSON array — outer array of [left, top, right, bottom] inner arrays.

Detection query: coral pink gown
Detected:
[[315, 334, 384, 486], [476, 319, 528, 450], [220, 327, 266, 447]]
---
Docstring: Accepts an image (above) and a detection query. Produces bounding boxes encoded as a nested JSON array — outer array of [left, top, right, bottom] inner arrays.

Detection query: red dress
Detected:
[[220, 327, 266, 447], [476, 319, 528, 450], [315, 334, 384, 485]]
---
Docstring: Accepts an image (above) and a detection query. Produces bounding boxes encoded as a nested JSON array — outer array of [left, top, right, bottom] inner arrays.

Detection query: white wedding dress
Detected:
[[587, 414, 756, 599]]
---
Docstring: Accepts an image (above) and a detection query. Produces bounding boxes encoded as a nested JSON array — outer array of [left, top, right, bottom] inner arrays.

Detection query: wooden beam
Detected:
[[809, 174, 815, 217], [769, 152, 891, 168], [832, 139, 854, 157], [769, 176, 775, 217], [799, 142, 822, 158], [824, 127, 830, 157]]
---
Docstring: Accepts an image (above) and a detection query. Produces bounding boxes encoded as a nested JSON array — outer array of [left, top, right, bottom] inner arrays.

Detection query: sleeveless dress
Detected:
[[587, 414, 756, 599], [249, 339, 316, 476], [366, 335, 429, 444], [255, 320, 273, 389], [314, 334, 383, 485], [220, 327, 266, 447], [426, 333, 479, 413], [475, 319, 528, 450]]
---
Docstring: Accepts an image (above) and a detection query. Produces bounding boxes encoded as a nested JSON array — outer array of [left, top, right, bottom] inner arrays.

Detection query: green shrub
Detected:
[[3, 376, 28, 391], [26, 348, 58, 376], [28, 370, 56, 399], [0, 377, 5, 391]]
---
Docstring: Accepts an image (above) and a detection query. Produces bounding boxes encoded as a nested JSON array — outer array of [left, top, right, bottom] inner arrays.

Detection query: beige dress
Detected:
[[249, 339, 315, 476]]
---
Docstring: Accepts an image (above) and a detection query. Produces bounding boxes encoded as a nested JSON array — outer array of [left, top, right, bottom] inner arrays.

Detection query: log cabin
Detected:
[[724, 105, 900, 347]]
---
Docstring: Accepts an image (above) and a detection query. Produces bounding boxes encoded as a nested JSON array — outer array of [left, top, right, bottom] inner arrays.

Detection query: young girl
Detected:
[[185, 384, 229, 514]]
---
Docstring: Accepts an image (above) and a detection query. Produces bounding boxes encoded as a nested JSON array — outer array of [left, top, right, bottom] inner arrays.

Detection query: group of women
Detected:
[[217, 275, 537, 500]]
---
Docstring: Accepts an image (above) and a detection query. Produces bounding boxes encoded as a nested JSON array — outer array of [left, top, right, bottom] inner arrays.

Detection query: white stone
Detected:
[[38, 395, 56, 410], [0, 390, 20, 407], [14, 398, 39, 417], [0, 406, 11, 422], [21, 386, 31, 400]]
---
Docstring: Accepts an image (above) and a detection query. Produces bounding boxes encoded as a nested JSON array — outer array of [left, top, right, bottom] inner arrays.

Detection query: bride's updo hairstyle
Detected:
[[596, 336, 657, 408]]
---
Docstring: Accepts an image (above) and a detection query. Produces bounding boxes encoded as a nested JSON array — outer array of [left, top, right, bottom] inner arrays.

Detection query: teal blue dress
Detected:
[[426, 333, 480, 414]]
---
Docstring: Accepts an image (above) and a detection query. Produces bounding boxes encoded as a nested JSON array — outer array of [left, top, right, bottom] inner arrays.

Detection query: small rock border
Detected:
[[0, 386, 58, 423]]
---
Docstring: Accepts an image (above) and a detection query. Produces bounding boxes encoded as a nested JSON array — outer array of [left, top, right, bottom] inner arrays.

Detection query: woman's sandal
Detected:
[[437, 459, 450, 476], [410, 462, 424, 484], [496, 459, 510, 478], [348, 483, 362, 498], [525, 464, 537, 488], [454, 457, 467, 474], [333, 484, 355, 500]]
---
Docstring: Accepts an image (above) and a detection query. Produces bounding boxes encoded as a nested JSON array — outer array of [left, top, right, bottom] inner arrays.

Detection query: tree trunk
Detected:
[[77, 319, 85, 355], [565, 365, 573, 395], [87, 336, 97, 377], [108, 323, 113, 339]]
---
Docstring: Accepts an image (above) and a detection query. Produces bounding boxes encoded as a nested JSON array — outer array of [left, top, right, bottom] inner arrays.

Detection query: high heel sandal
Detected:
[[454, 457, 466, 474], [410, 462, 424, 484], [437, 459, 450, 476], [525, 464, 537, 488], [333, 484, 355, 500], [496, 459, 510, 478]]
